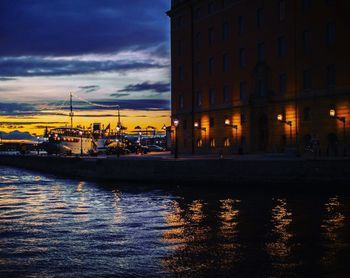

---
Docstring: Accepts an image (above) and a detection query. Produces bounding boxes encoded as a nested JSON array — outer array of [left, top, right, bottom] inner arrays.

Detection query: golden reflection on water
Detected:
[[162, 198, 241, 275], [266, 198, 293, 259], [321, 196, 346, 266]]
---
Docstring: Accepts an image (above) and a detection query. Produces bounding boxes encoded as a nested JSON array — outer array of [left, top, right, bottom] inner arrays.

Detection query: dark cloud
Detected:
[[0, 102, 38, 115], [0, 56, 167, 77], [118, 81, 170, 93], [79, 85, 100, 93], [0, 0, 170, 57], [110, 93, 130, 98]]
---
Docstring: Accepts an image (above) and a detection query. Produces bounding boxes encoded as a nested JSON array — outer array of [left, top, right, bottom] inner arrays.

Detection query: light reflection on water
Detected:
[[1, 167, 350, 277]]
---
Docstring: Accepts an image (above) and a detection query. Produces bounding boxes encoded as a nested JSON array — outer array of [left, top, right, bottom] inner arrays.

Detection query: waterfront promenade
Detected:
[[0, 152, 349, 187]]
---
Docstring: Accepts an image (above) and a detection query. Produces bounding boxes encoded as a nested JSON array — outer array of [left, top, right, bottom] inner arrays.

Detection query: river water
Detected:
[[1, 166, 350, 277]]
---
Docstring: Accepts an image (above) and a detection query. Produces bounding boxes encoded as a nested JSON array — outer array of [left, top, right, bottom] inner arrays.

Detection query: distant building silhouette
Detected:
[[167, 0, 349, 155]]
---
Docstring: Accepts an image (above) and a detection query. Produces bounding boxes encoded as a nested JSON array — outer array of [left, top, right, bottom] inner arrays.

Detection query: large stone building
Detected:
[[167, 0, 350, 155]]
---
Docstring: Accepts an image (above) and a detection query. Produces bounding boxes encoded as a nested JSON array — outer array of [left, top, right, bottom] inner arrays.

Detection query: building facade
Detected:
[[167, 0, 350, 155]]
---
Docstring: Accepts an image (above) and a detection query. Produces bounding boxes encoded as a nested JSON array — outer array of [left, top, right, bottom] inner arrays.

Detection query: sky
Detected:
[[0, 0, 171, 137]]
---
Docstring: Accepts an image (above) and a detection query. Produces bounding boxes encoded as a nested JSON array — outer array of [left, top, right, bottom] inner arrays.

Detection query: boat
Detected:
[[45, 127, 96, 155], [43, 93, 96, 155]]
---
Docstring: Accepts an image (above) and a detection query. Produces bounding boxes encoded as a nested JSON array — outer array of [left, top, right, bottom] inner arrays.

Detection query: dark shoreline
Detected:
[[1, 154, 350, 190]]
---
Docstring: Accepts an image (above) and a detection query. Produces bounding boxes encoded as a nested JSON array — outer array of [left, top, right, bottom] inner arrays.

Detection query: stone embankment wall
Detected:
[[0, 155, 350, 187]]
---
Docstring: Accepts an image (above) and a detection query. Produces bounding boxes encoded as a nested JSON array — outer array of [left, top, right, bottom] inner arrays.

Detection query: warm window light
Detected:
[[173, 119, 179, 127], [277, 114, 283, 121], [194, 121, 199, 128], [224, 118, 230, 125], [329, 109, 336, 117]]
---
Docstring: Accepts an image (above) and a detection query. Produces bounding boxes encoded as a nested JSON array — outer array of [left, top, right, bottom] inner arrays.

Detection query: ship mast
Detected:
[[117, 106, 121, 129], [69, 92, 74, 128]]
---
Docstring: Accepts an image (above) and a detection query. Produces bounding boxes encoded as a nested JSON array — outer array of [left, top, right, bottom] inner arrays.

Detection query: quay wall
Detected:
[[0, 155, 350, 187]]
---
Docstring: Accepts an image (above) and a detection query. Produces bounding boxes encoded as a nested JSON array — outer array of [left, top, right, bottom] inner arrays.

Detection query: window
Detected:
[[240, 113, 246, 124], [209, 57, 214, 75], [223, 85, 230, 103], [209, 88, 215, 105], [239, 48, 246, 68], [303, 107, 311, 121], [327, 64, 336, 87], [179, 65, 184, 81], [208, 2, 214, 14], [183, 120, 187, 129], [279, 74, 287, 95], [303, 69, 312, 90], [239, 81, 246, 100], [279, 0, 286, 20], [222, 22, 229, 40], [208, 27, 214, 46], [210, 117, 215, 128], [195, 8, 201, 20], [195, 32, 201, 49], [197, 138, 203, 147], [302, 0, 311, 11], [223, 53, 229, 72], [224, 137, 230, 147], [257, 42, 265, 62], [303, 30, 310, 53], [178, 40, 182, 56], [257, 80, 266, 96], [179, 95, 184, 109], [238, 16, 244, 35], [278, 36, 287, 57], [210, 138, 216, 148], [196, 91, 202, 106], [257, 8, 263, 28], [326, 22, 336, 46], [195, 62, 201, 78]]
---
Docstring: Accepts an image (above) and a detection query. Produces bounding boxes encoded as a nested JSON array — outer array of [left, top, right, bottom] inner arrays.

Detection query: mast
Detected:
[[69, 92, 74, 128], [117, 106, 121, 129]]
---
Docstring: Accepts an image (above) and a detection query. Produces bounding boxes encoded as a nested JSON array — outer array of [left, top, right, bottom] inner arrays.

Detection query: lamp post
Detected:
[[194, 121, 207, 145], [37, 136, 40, 155], [277, 114, 292, 146], [224, 119, 238, 145], [173, 119, 179, 159], [330, 109, 346, 156], [79, 131, 83, 156]]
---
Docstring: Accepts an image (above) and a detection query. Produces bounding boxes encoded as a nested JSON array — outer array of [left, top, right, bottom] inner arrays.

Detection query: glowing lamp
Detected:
[[173, 119, 179, 127], [277, 114, 283, 121], [194, 121, 199, 128], [329, 109, 336, 117], [224, 119, 231, 126]]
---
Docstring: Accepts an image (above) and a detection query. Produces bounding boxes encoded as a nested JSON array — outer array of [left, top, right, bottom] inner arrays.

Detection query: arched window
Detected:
[[210, 138, 216, 148], [197, 138, 203, 147], [224, 137, 230, 147]]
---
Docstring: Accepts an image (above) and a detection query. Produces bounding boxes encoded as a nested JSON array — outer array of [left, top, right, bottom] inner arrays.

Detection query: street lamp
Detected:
[[79, 130, 83, 156], [173, 119, 179, 159], [224, 118, 238, 145], [277, 114, 292, 146], [330, 109, 346, 156]]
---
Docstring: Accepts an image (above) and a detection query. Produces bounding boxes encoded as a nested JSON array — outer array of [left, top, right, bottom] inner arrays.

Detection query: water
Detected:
[[1, 166, 350, 277]]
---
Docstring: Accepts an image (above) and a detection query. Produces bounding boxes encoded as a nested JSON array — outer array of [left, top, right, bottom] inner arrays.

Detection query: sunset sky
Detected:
[[0, 0, 170, 137]]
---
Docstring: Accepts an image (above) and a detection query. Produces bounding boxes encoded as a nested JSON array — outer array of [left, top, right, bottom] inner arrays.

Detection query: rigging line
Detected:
[[72, 92, 120, 108]]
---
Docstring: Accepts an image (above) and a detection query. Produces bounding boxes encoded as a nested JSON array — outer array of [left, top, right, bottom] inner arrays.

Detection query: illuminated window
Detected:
[[224, 137, 230, 147], [197, 138, 203, 147], [210, 138, 216, 148]]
